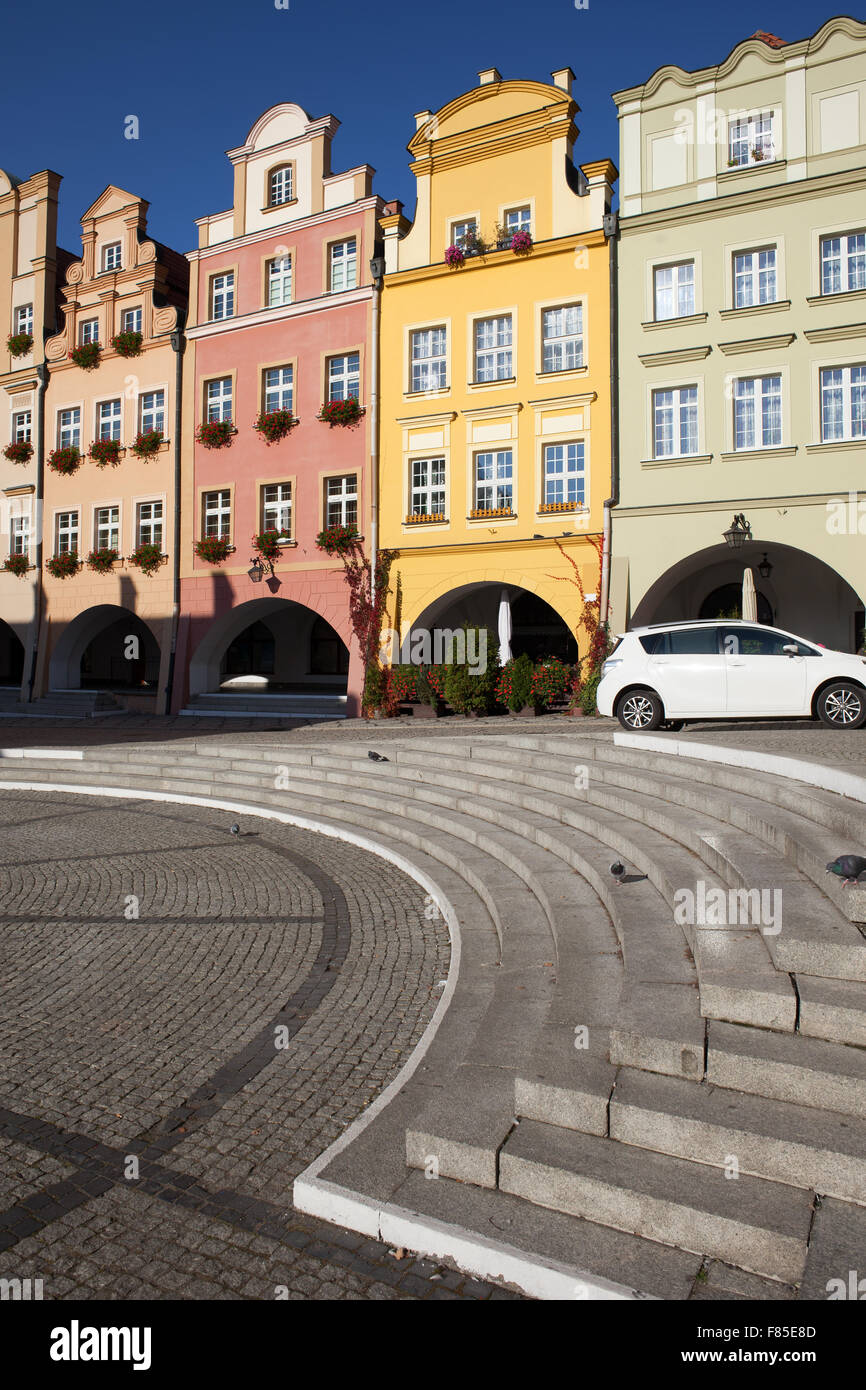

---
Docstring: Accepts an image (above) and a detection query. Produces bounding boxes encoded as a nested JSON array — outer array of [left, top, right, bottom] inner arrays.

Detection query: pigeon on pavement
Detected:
[[609, 861, 626, 886], [230, 824, 240, 837], [826, 854, 866, 887]]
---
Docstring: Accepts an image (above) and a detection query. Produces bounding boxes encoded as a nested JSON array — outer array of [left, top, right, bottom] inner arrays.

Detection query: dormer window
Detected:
[[102, 242, 122, 271], [727, 112, 774, 168], [269, 165, 294, 207]]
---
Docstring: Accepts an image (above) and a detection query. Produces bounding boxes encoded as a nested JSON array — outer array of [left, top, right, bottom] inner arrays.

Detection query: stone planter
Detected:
[[508, 705, 539, 717], [400, 701, 441, 719]]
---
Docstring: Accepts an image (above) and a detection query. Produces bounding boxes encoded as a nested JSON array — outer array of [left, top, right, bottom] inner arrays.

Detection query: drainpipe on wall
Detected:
[[25, 361, 48, 703], [164, 319, 186, 715], [368, 253, 384, 605], [600, 209, 619, 630]]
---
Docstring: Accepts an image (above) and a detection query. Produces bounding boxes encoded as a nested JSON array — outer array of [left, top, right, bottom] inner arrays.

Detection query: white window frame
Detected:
[[206, 378, 233, 423], [330, 239, 358, 293], [267, 255, 292, 307], [542, 304, 584, 372], [410, 328, 447, 393], [137, 500, 163, 548], [79, 319, 99, 345], [409, 457, 446, 517], [211, 272, 234, 321], [94, 505, 120, 551], [653, 262, 695, 321], [10, 514, 30, 556], [139, 390, 165, 435], [58, 408, 81, 450], [269, 166, 293, 206], [262, 483, 293, 540], [202, 489, 231, 540], [820, 231, 866, 297], [543, 442, 585, 506], [102, 242, 122, 271], [474, 449, 514, 512], [14, 304, 33, 336], [325, 474, 358, 528], [652, 385, 699, 459], [727, 110, 775, 168], [327, 353, 360, 403], [122, 307, 142, 333], [733, 247, 777, 309], [264, 366, 293, 414], [97, 399, 122, 442], [55, 510, 79, 554], [12, 410, 31, 443], [474, 315, 513, 382], [451, 218, 478, 248], [733, 374, 783, 451], [820, 364, 866, 442]]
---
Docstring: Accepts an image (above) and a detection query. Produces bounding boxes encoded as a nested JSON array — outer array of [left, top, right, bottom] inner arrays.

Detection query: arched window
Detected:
[[269, 165, 294, 207]]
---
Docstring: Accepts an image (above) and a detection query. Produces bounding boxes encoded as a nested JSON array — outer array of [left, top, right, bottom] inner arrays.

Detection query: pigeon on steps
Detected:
[[609, 861, 626, 886], [368, 751, 389, 762], [826, 854, 866, 887]]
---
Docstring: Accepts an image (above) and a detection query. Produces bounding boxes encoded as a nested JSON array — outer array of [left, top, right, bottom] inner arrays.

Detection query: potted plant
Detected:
[[318, 397, 364, 428], [69, 341, 102, 370], [751, 146, 766, 162], [130, 429, 164, 460], [194, 535, 233, 564], [458, 229, 485, 258], [196, 419, 237, 449], [444, 244, 465, 268], [128, 542, 164, 576], [7, 332, 33, 358], [510, 229, 533, 255], [46, 550, 80, 579], [390, 664, 443, 719], [252, 529, 283, 562], [110, 329, 143, 358], [47, 446, 81, 475], [443, 625, 500, 716], [3, 441, 33, 465], [90, 438, 122, 468], [495, 652, 536, 714], [254, 408, 298, 444], [315, 523, 360, 556], [531, 656, 572, 711], [3, 553, 30, 577], [86, 546, 119, 573]]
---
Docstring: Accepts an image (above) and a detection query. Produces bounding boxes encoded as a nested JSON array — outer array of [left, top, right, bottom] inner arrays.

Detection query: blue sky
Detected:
[[1, 2, 856, 255]]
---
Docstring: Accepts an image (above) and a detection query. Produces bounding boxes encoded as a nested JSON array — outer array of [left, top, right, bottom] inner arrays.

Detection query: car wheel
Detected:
[[661, 720, 684, 732], [616, 689, 664, 732], [817, 682, 866, 729]]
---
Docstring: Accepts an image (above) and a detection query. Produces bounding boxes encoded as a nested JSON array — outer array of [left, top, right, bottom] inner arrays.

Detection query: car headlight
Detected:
[[601, 659, 623, 676]]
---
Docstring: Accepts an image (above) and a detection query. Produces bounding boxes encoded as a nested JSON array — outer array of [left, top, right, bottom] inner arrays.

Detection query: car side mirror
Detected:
[[782, 644, 799, 657]]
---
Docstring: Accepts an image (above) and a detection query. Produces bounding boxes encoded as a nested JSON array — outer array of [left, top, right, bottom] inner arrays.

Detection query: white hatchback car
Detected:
[[597, 620, 866, 731]]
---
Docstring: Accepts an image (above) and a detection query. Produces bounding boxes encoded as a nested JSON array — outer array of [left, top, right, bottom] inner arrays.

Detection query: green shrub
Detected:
[[495, 652, 534, 711], [443, 625, 499, 714]]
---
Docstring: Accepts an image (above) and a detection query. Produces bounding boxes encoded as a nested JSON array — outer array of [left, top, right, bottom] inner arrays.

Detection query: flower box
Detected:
[[318, 397, 364, 428], [470, 507, 515, 518], [252, 529, 283, 562], [46, 551, 80, 579], [128, 543, 164, 575], [3, 553, 30, 577], [538, 502, 578, 514], [86, 547, 119, 574], [399, 700, 441, 719], [7, 332, 33, 358], [130, 429, 164, 460], [315, 524, 360, 556], [404, 513, 445, 525], [90, 438, 123, 468], [3, 441, 33, 465], [254, 409, 298, 444], [510, 230, 533, 255], [47, 446, 81, 475], [110, 330, 143, 358], [444, 244, 465, 268], [196, 419, 237, 449], [194, 536, 233, 565], [69, 342, 102, 370]]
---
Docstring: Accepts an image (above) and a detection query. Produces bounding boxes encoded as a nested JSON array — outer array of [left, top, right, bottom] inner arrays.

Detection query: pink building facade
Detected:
[[174, 104, 384, 716]]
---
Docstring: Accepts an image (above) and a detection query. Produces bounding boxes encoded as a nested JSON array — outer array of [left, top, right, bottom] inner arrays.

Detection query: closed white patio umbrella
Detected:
[[498, 589, 513, 665], [742, 567, 758, 622]]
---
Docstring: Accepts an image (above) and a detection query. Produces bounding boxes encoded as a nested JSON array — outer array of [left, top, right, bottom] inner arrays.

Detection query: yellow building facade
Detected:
[[378, 67, 616, 666]]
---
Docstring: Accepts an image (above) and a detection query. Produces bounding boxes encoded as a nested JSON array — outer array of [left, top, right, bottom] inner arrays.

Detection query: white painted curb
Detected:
[[614, 732, 866, 804], [0, 773, 644, 1301]]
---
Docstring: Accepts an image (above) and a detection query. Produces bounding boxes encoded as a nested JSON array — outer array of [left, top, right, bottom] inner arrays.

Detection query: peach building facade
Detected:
[[173, 103, 384, 717], [35, 187, 187, 711]]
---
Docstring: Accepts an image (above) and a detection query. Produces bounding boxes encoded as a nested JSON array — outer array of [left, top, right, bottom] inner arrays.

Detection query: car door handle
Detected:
[[651, 658, 670, 665], [727, 659, 746, 667]]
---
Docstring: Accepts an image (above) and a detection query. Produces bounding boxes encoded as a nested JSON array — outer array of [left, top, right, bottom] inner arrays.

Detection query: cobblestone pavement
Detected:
[[0, 791, 521, 1300]]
